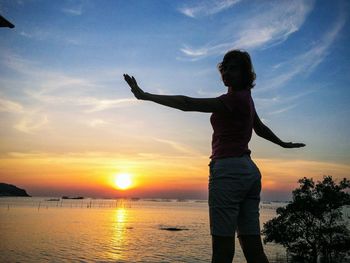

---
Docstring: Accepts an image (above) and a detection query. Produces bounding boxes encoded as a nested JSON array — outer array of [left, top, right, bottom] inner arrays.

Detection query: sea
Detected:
[[1, 197, 291, 263]]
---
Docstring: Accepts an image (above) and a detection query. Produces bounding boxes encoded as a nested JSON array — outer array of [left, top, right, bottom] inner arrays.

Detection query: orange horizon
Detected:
[[1, 152, 349, 200]]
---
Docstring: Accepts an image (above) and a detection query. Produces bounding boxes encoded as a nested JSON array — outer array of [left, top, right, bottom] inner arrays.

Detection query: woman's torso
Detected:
[[210, 89, 255, 160]]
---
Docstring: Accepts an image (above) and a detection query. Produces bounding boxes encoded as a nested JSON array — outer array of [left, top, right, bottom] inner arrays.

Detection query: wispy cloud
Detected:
[[0, 97, 24, 113], [62, 6, 83, 16], [80, 97, 137, 112], [0, 96, 48, 133], [19, 28, 53, 41], [61, 1, 85, 16], [19, 31, 34, 38], [14, 111, 48, 134], [1, 51, 137, 113], [296, 15, 346, 74], [179, 0, 241, 18], [254, 89, 316, 109], [2, 52, 39, 75], [27, 91, 137, 113], [180, 0, 314, 59], [268, 104, 297, 115], [253, 91, 313, 117], [258, 11, 347, 92], [251, 7, 347, 116], [18, 28, 81, 45], [85, 119, 109, 128], [2, 52, 96, 92], [153, 138, 200, 156]]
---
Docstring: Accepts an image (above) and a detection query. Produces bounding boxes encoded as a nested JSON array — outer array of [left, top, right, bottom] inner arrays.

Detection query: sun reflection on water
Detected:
[[116, 208, 127, 224], [108, 208, 129, 261]]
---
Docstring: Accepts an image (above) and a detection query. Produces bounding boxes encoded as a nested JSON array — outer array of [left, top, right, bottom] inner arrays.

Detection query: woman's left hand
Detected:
[[280, 142, 306, 148], [123, 74, 147, 100]]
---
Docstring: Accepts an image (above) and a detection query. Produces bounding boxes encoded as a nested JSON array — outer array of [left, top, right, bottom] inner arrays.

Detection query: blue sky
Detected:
[[0, 0, 349, 199]]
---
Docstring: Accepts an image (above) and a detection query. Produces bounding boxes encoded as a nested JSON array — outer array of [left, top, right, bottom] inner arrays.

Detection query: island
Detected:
[[0, 183, 30, 197]]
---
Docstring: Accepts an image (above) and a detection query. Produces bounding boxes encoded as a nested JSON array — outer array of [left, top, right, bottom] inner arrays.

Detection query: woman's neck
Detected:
[[228, 86, 245, 93]]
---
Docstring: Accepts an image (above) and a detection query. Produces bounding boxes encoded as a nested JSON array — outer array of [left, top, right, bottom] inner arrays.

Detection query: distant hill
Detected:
[[0, 183, 30, 197]]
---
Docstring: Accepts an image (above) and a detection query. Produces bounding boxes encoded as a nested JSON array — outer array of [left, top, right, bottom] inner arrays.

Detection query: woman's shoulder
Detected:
[[221, 89, 251, 101], [218, 89, 252, 112]]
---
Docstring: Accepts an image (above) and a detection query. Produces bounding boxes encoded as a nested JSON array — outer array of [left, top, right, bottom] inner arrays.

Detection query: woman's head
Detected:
[[218, 50, 256, 90]]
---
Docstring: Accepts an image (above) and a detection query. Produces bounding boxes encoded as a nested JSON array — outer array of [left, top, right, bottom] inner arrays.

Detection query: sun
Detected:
[[114, 173, 132, 190]]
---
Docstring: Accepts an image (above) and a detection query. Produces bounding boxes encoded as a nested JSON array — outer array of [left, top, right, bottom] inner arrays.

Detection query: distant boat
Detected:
[[145, 199, 161, 202], [195, 200, 207, 203], [46, 198, 60, 201], [61, 196, 84, 199]]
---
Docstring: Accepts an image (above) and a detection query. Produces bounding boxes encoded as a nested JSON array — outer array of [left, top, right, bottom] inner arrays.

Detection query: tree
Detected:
[[262, 176, 350, 263]]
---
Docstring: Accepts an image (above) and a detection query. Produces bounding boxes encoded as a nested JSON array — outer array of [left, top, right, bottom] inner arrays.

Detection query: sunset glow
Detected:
[[0, 1, 349, 201], [114, 173, 132, 190]]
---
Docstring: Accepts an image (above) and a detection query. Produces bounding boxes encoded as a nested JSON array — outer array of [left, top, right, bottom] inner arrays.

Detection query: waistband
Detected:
[[209, 154, 251, 166]]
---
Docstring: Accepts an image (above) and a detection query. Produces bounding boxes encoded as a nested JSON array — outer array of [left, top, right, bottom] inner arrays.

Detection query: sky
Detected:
[[0, 0, 349, 200]]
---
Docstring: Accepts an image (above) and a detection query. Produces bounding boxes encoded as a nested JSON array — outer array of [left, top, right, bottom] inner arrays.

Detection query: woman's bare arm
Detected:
[[143, 93, 227, 112], [253, 110, 306, 148], [123, 74, 227, 113]]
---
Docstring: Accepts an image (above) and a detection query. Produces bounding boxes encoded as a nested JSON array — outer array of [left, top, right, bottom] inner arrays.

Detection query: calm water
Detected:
[[1, 198, 289, 263]]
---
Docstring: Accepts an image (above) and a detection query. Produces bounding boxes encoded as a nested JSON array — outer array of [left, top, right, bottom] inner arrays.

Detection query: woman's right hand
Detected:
[[123, 74, 147, 100]]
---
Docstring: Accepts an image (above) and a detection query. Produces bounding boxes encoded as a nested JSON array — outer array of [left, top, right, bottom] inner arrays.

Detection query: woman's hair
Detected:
[[218, 50, 256, 89]]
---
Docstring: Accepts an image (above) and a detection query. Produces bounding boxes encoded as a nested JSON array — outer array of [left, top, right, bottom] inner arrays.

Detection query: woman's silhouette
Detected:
[[124, 49, 305, 263]]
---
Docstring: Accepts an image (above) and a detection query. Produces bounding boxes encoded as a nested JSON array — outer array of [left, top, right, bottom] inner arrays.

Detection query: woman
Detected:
[[124, 49, 305, 263]]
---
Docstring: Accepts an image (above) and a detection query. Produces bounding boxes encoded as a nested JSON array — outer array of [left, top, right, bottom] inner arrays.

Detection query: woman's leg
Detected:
[[238, 235, 269, 263], [211, 235, 235, 263]]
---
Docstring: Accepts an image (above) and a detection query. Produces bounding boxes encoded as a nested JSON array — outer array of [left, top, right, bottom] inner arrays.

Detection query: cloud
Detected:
[[62, 6, 83, 16], [1, 52, 97, 93], [296, 15, 346, 74], [27, 91, 137, 112], [19, 31, 34, 38], [251, 8, 347, 116], [179, 0, 241, 18], [18, 28, 53, 41], [2, 52, 40, 75], [0, 96, 48, 134], [1, 52, 137, 113], [61, 1, 86, 16], [0, 97, 24, 113], [14, 111, 48, 134], [80, 97, 138, 112], [254, 89, 316, 112], [85, 119, 109, 128], [180, 0, 314, 59], [268, 104, 297, 115], [18, 27, 81, 45], [153, 138, 200, 156], [258, 12, 347, 92]]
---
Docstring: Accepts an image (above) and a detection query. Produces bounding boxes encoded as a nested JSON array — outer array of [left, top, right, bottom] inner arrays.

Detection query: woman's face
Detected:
[[220, 60, 243, 89]]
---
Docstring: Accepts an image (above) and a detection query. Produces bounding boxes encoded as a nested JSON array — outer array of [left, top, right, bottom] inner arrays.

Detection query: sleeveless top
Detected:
[[210, 89, 255, 159]]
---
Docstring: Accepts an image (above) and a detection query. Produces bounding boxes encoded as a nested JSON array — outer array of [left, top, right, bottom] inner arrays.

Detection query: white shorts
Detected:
[[208, 154, 261, 237]]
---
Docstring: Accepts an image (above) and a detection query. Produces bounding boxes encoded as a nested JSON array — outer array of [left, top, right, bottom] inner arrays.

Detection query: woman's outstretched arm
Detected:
[[123, 74, 227, 113], [253, 110, 306, 148]]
